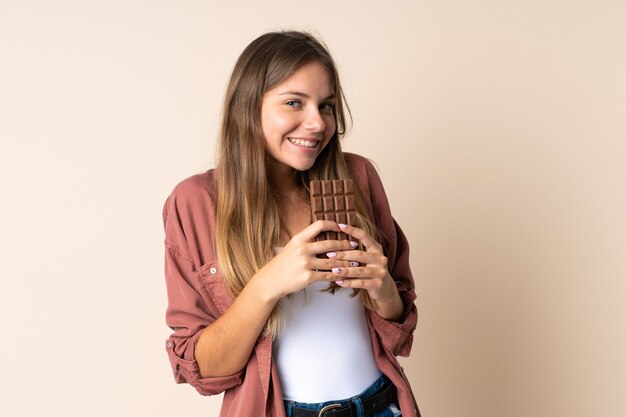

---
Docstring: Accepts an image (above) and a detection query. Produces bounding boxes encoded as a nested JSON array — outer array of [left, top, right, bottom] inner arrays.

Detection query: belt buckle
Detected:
[[318, 403, 342, 417]]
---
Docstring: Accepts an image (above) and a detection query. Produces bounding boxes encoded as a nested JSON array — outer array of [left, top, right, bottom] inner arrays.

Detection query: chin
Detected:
[[293, 158, 318, 172], [279, 154, 315, 172]]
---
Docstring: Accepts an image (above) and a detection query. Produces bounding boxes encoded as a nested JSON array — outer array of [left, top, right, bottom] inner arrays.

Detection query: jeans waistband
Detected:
[[284, 374, 395, 417]]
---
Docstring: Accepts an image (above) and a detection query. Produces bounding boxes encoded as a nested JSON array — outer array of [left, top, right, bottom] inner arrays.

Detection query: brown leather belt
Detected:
[[290, 383, 397, 417]]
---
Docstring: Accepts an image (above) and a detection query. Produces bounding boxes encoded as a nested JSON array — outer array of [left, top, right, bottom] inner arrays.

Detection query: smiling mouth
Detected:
[[288, 137, 318, 148]]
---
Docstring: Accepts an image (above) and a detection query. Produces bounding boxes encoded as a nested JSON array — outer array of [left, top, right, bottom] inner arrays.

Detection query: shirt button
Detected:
[[166, 340, 173, 348], [210, 267, 217, 274]]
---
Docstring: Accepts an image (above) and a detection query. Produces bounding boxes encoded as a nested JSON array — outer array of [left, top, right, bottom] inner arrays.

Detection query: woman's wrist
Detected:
[[248, 266, 283, 306], [370, 275, 404, 322]]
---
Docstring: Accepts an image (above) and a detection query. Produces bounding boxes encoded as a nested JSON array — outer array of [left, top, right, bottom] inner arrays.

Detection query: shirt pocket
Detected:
[[195, 261, 235, 315]]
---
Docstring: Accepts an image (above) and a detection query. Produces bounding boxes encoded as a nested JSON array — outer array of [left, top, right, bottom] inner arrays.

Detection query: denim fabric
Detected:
[[284, 375, 402, 417]]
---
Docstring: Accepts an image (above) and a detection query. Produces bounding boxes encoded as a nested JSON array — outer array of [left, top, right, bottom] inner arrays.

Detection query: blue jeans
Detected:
[[283, 374, 402, 417]]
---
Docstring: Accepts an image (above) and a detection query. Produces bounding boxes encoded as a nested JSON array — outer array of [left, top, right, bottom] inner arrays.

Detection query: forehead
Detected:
[[266, 61, 334, 97]]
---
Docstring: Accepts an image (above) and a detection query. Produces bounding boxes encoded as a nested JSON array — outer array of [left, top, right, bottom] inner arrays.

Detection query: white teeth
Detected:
[[288, 138, 317, 148]]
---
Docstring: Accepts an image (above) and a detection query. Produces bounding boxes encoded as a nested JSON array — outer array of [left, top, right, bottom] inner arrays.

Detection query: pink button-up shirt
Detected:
[[163, 153, 420, 417]]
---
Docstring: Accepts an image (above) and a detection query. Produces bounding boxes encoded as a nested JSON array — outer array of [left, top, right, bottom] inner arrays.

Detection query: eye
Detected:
[[319, 102, 335, 113], [285, 100, 302, 108]]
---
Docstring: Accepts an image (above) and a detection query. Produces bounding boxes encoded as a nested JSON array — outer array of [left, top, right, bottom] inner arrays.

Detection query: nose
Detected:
[[303, 108, 326, 133]]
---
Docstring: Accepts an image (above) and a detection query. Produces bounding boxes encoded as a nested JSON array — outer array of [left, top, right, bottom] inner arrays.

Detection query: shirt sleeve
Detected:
[[362, 159, 418, 358], [163, 192, 245, 396]]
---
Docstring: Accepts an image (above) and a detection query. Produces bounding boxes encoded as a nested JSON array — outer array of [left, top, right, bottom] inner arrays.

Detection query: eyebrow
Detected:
[[278, 90, 336, 100]]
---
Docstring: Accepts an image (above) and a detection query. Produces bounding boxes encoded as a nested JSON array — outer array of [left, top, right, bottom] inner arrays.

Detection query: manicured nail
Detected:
[[335, 280, 344, 285], [350, 261, 359, 267], [326, 252, 337, 258], [332, 268, 342, 274], [349, 241, 358, 248], [338, 223, 348, 229]]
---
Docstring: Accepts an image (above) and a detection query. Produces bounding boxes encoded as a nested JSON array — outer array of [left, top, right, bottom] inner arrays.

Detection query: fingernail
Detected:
[[326, 252, 337, 258], [349, 241, 358, 248], [338, 223, 348, 229], [332, 268, 341, 274], [335, 280, 344, 285], [350, 261, 359, 267]]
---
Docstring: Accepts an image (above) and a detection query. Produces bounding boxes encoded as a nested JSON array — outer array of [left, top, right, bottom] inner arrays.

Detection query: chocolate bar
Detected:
[[310, 179, 357, 241]]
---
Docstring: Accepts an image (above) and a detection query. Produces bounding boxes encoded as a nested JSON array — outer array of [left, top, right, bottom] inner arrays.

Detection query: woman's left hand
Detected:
[[327, 223, 399, 305]]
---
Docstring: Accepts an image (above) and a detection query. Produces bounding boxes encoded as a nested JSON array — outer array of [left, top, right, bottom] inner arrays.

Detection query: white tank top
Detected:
[[274, 280, 382, 402]]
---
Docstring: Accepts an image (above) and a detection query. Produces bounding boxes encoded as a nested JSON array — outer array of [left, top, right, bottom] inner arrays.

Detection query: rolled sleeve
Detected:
[[165, 333, 244, 396], [367, 220, 418, 357], [163, 193, 244, 396], [361, 158, 419, 357]]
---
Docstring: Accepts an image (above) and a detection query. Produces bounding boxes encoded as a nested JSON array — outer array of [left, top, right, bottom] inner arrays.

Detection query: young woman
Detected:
[[163, 31, 420, 417]]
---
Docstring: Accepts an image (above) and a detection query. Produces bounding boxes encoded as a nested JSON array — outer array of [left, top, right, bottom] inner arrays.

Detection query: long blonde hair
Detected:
[[215, 31, 379, 338]]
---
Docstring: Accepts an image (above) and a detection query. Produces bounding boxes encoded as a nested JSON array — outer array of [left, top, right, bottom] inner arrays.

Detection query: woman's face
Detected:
[[260, 60, 337, 174]]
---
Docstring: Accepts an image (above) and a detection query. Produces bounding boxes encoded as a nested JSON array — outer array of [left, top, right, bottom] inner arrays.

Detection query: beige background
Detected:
[[1, 1, 625, 416]]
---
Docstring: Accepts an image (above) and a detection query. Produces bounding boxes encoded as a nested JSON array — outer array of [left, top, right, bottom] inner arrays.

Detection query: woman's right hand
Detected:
[[251, 220, 357, 301]]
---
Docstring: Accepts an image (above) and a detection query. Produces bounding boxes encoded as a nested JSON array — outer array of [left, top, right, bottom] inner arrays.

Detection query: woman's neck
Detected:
[[267, 160, 300, 196]]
